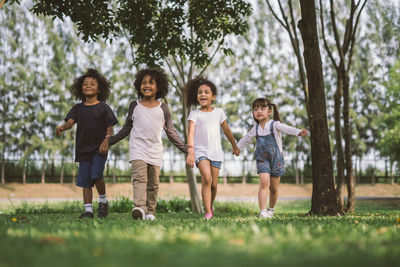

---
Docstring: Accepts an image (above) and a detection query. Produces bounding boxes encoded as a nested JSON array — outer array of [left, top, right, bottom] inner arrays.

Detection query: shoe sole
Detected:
[[131, 208, 145, 220]]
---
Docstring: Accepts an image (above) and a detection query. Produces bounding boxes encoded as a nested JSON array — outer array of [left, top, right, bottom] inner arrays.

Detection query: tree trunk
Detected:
[[1, 159, 4, 184], [113, 157, 117, 183], [22, 160, 26, 184], [181, 99, 203, 213], [169, 151, 174, 184], [295, 142, 299, 185], [298, 0, 342, 215], [358, 156, 362, 184], [241, 155, 246, 184], [72, 166, 76, 184], [334, 81, 345, 211], [41, 158, 46, 184], [390, 161, 394, 185], [343, 72, 355, 212], [60, 165, 64, 184], [185, 166, 203, 213]]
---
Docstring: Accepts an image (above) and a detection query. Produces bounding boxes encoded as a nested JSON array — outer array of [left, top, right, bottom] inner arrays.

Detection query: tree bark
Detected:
[[22, 160, 26, 184], [343, 71, 355, 211], [181, 96, 203, 214], [41, 158, 46, 184], [1, 159, 4, 184], [113, 157, 117, 183], [298, 0, 342, 215], [333, 78, 345, 211]]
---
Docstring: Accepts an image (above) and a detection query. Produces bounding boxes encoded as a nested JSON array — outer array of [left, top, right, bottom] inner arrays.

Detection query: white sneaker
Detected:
[[145, 214, 156, 221], [131, 207, 145, 220], [259, 209, 274, 218]]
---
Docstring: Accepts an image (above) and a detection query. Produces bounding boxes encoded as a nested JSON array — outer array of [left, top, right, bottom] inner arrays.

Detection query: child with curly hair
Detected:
[[185, 76, 239, 220], [236, 98, 308, 218], [56, 68, 118, 219], [105, 68, 187, 221]]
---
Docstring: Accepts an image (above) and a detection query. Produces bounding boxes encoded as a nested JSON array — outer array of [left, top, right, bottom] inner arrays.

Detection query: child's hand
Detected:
[[232, 146, 240, 156], [99, 138, 109, 154], [56, 125, 64, 136], [298, 129, 308, 137], [186, 153, 195, 168]]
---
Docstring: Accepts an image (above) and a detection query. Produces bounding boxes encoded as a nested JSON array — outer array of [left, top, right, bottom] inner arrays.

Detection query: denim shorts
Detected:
[[195, 156, 222, 169], [77, 153, 107, 188]]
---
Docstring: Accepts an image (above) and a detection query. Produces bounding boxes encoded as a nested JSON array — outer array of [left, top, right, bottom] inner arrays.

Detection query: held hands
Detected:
[[99, 137, 109, 154], [232, 145, 240, 156], [298, 129, 309, 137], [186, 148, 195, 168]]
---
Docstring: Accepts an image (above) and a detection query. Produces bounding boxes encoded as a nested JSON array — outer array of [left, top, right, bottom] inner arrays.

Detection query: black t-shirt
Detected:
[[65, 102, 118, 162]]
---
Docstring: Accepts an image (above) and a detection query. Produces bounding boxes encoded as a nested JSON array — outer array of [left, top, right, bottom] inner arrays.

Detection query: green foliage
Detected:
[[0, 199, 399, 267], [31, 0, 252, 67], [378, 59, 400, 163]]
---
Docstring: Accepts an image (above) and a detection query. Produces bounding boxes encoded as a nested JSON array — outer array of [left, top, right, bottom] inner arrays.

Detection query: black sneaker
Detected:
[[79, 211, 94, 219], [98, 202, 109, 218]]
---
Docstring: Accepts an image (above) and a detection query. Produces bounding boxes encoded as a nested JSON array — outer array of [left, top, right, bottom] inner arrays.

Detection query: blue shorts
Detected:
[[196, 156, 222, 169], [77, 153, 107, 188]]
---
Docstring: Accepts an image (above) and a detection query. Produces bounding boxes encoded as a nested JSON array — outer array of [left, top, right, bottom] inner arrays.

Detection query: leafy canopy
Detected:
[[29, 0, 252, 67]]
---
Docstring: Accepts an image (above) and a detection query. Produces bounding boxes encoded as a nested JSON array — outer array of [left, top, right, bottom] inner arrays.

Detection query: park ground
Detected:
[[0, 184, 399, 267], [0, 182, 399, 200]]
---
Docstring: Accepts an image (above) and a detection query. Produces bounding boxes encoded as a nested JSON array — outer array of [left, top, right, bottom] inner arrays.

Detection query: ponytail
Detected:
[[271, 103, 282, 122]]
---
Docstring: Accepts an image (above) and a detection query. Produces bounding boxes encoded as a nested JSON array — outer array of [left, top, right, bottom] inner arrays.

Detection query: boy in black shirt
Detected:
[[56, 69, 118, 219]]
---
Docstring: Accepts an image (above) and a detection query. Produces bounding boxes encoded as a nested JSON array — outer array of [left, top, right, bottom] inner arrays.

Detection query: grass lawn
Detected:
[[0, 198, 399, 267]]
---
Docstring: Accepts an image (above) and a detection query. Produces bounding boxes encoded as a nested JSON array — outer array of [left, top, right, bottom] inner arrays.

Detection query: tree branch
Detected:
[[165, 58, 183, 96], [329, 0, 345, 65], [346, 0, 368, 72], [265, 0, 288, 30], [319, 0, 338, 70], [198, 40, 222, 76]]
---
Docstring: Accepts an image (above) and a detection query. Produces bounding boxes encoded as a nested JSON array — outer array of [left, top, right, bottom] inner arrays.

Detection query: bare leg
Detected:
[[83, 188, 93, 204], [258, 173, 271, 210], [210, 165, 220, 211], [94, 178, 106, 195], [198, 160, 213, 214], [269, 176, 281, 208]]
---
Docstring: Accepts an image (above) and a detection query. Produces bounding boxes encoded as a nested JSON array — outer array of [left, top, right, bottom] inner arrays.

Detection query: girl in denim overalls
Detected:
[[237, 98, 308, 218]]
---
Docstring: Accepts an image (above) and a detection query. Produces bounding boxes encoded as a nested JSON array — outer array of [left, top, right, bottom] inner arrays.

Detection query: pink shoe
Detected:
[[204, 213, 212, 220]]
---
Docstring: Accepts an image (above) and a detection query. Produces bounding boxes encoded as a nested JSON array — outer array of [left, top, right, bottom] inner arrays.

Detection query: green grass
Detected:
[[0, 199, 399, 267]]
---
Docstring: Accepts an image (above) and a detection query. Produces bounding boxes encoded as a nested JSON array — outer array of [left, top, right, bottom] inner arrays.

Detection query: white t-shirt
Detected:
[[237, 120, 301, 153], [187, 108, 227, 162], [129, 101, 165, 166]]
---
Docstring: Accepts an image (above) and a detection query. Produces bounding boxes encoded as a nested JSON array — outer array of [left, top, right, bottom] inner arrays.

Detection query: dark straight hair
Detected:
[[252, 98, 281, 123]]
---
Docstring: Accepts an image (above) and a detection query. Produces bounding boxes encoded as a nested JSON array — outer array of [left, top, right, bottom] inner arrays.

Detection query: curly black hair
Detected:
[[133, 68, 169, 99], [184, 76, 217, 109], [252, 98, 282, 123], [69, 68, 111, 102]]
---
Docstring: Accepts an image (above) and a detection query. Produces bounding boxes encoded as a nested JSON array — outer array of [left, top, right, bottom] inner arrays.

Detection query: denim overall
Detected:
[[255, 121, 285, 176]]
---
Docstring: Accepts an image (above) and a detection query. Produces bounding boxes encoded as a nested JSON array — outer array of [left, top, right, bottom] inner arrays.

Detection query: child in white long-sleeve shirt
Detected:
[[236, 98, 308, 218]]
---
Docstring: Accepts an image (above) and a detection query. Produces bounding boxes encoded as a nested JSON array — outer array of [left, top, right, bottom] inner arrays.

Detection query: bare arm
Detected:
[[99, 126, 114, 154], [221, 120, 240, 156], [186, 121, 196, 168], [56, 118, 75, 136]]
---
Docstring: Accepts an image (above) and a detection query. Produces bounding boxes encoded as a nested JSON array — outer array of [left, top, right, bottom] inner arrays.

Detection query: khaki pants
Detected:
[[131, 160, 160, 215]]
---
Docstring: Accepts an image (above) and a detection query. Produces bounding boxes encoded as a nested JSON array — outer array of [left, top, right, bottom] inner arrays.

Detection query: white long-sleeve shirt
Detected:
[[237, 120, 302, 153]]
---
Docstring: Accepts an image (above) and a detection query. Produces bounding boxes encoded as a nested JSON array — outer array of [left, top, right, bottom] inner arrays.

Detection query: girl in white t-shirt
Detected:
[[185, 76, 239, 220]]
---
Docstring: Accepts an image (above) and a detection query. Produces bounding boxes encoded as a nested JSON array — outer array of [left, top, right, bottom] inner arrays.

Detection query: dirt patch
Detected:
[[0, 183, 399, 199]]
